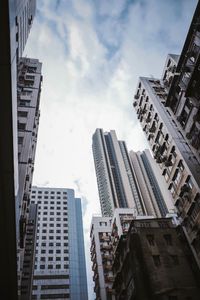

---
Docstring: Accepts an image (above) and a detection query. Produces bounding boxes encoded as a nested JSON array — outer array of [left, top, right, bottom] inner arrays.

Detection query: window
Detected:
[[48, 257, 53, 261], [48, 265, 53, 269], [164, 234, 172, 246], [56, 250, 61, 254], [41, 250, 46, 254], [56, 257, 61, 261], [41, 257, 46, 261], [18, 111, 28, 118], [41, 242, 46, 246], [146, 235, 155, 246], [49, 242, 53, 246], [18, 122, 26, 130], [152, 255, 161, 267], [56, 265, 61, 269], [40, 265, 45, 269], [49, 250, 53, 254]]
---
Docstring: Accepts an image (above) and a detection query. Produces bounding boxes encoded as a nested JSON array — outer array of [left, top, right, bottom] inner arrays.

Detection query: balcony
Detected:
[[100, 244, 112, 250], [100, 236, 110, 242], [103, 262, 112, 271], [105, 274, 114, 283], [102, 253, 113, 260]]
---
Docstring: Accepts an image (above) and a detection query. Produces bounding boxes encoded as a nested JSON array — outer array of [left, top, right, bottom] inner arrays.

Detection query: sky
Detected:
[[25, 0, 197, 298]]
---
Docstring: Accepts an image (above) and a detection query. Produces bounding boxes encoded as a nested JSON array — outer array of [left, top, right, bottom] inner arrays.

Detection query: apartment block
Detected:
[[31, 187, 88, 300], [112, 218, 200, 300], [0, 1, 38, 298], [17, 58, 42, 296], [92, 129, 171, 218], [90, 209, 155, 300], [132, 1, 200, 264], [129, 149, 174, 217], [90, 216, 114, 300]]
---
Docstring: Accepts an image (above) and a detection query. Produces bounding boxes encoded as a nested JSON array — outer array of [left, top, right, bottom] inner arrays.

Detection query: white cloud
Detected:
[[25, 0, 198, 298]]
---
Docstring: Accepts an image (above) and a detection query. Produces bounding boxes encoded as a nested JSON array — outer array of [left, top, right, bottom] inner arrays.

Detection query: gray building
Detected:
[[17, 57, 42, 296], [31, 187, 88, 300], [92, 129, 145, 216], [132, 2, 200, 265], [0, 1, 37, 298], [92, 129, 172, 218], [90, 216, 113, 300], [129, 149, 173, 217]]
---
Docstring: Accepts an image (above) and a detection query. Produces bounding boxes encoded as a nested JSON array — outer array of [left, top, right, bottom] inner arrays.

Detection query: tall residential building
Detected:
[[0, 1, 37, 298], [31, 187, 88, 300], [129, 149, 173, 217], [92, 129, 172, 218], [17, 57, 42, 296], [92, 129, 139, 216], [113, 217, 200, 300], [132, 3, 200, 264]]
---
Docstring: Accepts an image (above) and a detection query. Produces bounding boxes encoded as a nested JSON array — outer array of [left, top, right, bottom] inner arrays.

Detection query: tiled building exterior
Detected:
[[31, 187, 88, 300]]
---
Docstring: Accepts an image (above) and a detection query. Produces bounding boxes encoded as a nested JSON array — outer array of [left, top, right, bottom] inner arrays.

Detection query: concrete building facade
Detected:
[[133, 67, 200, 263], [0, 1, 38, 298], [31, 187, 88, 300], [17, 57, 42, 297], [90, 217, 113, 300], [113, 218, 200, 300], [90, 210, 155, 300]]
